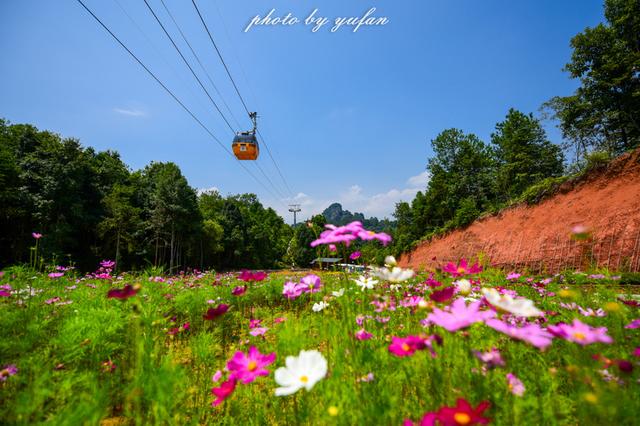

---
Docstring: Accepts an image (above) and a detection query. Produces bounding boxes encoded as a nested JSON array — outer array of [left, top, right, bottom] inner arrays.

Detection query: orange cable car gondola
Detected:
[[232, 112, 259, 160]]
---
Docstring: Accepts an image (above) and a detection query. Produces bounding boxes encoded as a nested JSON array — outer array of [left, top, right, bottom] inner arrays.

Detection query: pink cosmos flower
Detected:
[[212, 370, 223, 382], [506, 272, 521, 280], [299, 274, 322, 293], [211, 378, 236, 406], [349, 251, 361, 260], [282, 281, 304, 299], [0, 285, 11, 298], [310, 221, 392, 248], [32, 232, 42, 239], [625, 319, 640, 329], [400, 295, 425, 308], [355, 329, 373, 340], [485, 319, 554, 350], [403, 412, 438, 426], [442, 258, 482, 278], [633, 347, 640, 357], [430, 286, 455, 303], [249, 319, 262, 329], [388, 335, 427, 357], [249, 327, 268, 336], [274, 317, 286, 324], [424, 275, 442, 288], [232, 285, 247, 296], [203, 304, 229, 320], [100, 260, 116, 269], [547, 319, 613, 345], [107, 284, 138, 299], [427, 298, 496, 332], [435, 398, 491, 426], [0, 365, 18, 382], [506, 373, 525, 396], [238, 270, 267, 282], [48, 272, 64, 279], [473, 348, 505, 368], [226, 346, 276, 384]]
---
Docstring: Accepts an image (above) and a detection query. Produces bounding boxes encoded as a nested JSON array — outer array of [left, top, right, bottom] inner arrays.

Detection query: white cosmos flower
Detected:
[[312, 301, 329, 312], [353, 276, 379, 291], [385, 255, 398, 267], [373, 266, 415, 283], [274, 350, 328, 396], [454, 279, 472, 296], [331, 288, 344, 297], [482, 288, 543, 317]]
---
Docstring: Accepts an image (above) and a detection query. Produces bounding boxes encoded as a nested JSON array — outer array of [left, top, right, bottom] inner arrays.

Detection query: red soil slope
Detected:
[[399, 149, 640, 273]]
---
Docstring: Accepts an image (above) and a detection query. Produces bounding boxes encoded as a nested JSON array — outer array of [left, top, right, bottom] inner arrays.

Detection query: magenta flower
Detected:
[[427, 298, 496, 332], [506, 272, 521, 280], [45, 297, 61, 305], [107, 284, 138, 299], [473, 348, 505, 368], [238, 270, 267, 282], [0, 364, 18, 382], [100, 260, 116, 269], [211, 378, 237, 406], [299, 274, 322, 293], [442, 258, 482, 277], [625, 319, 640, 329], [506, 373, 525, 396], [356, 229, 392, 246], [226, 346, 276, 384], [349, 251, 361, 260], [430, 286, 455, 303], [403, 412, 438, 426], [0, 285, 11, 298], [388, 335, 427, 357], [485, 318, 554, 350], [249, 327, 268, 336], [310, 221, 392, 248], [274, 317, 286, 324], [212, 370, 223, 382], [48, 272, 64, 279], [203, 304, 229, 320], [548, 319, 613, 345], [249, 319, 262, 329], [633, 347, 640, 357], [32, 232, 43, 239], [232, 285, 247, 296], [355, 329, 373, 340], [282, 281, 304, 299]]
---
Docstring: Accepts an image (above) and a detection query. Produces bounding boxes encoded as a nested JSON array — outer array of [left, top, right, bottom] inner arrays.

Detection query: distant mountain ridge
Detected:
[[321, 203, 394, 232]]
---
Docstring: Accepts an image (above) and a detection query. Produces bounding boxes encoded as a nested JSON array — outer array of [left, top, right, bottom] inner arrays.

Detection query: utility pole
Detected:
[[288, 204, 301, 226]]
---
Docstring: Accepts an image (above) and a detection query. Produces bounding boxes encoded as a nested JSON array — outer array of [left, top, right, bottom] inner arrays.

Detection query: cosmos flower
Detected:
[[332, 288, 345, 297], [506, 272, 521, 280], [226, 346, 276, 384], [506, 373, 525, 396], [300, 274, 322, 293], [32, 232, 43, 239], [107, 284, 139, 299], [482, 288, 542, 317], [349, 251, 361, 260], [238, 270, 267, 282], [403, 412, 437, 426], [48, 272, 64, 279], [274, 350, 327, 396], [485, 319, 554, 350], [232, 285, 247, 296], [203, 304, 229, 320], [312, 301, 329, 312], [388, 335, 427, 357], [282, 281, 304, 299], [435, 398, 491, 426], [100, 260, 116, 269], [211, 378, 237, 406], [624, 319, 640, 329], [249, 319, 262, 329], [249, 327, 268, 336], [547, 319, 613, 345], [354, 276, 379, 291], [0, 364, 18, 382], [355, 329, 373, 340], [430, 286, 455, 303], [427, 298, 496, 332], [373, 266, 414, 283], [442, 259, 482, 278], [212, 370, 223, 382], [454, 279, 472, 296], [473, 348, 505, 369]]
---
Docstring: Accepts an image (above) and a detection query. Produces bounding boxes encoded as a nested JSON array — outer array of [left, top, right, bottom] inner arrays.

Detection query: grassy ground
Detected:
[[0, 266, 639, 425]]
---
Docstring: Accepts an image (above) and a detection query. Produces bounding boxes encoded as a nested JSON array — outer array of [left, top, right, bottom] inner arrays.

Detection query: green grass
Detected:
[[1, 267, 639, 425]]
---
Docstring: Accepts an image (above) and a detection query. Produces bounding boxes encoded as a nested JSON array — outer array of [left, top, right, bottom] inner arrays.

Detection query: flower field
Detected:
[[1, 252, 640, 425]]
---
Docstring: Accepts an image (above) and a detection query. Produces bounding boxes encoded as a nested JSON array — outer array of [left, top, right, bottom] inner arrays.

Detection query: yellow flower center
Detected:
[[247, 361, 257, 371], [300, 375, 309, 383], [454, 412, 471, 425], [401, 343, 411, 352], [457, 267, 466, 274], [573, 332, 586, 341]]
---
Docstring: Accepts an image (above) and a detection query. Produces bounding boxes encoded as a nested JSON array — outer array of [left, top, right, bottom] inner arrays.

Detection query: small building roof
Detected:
[[310, 258, 342, 264]]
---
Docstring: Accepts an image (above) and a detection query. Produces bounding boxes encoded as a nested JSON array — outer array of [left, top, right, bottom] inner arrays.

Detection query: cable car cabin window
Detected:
[[240, 145, 247, 152]]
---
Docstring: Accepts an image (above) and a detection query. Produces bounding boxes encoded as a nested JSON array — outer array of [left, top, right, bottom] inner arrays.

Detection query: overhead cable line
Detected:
[[191, 0, 295, 198], [157, 0, 241, 129], [141, 0, 235, 134], [75, 0, 287, 207]]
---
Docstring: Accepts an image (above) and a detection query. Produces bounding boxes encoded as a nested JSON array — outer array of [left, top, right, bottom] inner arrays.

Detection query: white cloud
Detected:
[[272, 171, 431, 223], [197, 186, 219, 196], [114, 107, 148, 117]]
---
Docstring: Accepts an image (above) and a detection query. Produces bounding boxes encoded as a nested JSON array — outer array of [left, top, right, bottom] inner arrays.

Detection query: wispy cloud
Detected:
[[197, 186, 220, 196], [113, 107, 148, 117]]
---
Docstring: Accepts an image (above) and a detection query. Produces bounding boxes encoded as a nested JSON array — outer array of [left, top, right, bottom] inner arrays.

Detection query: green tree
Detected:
[[544, 0, 640, 157]]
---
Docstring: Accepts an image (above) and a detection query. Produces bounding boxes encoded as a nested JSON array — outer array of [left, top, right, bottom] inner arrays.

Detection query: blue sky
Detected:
[[0, 0, 605, 222]]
